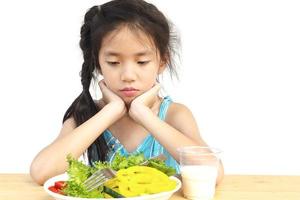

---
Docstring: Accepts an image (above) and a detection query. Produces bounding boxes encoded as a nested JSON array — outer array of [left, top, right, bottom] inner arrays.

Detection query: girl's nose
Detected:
[[121, 65, 137, 82]]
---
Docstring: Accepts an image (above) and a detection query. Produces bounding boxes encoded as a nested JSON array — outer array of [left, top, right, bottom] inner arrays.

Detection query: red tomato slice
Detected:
[[48, 185, 65, 195], [54, 181, 66, 190], [48, 186, 59, 193]]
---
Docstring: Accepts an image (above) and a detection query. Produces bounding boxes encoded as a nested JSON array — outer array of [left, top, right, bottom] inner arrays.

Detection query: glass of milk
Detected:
[[177, 146, 221, 200]]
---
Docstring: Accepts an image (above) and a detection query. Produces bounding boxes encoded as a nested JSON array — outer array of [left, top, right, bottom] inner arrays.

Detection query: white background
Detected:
[[0, 0, 299, 175]]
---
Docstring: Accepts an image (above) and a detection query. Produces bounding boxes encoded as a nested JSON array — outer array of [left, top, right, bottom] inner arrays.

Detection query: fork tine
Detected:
[[84, 174, 106, 187], [102, 168, 116, 178], [86, 177, 110, 192], [84, 168, 116, 192], [84, 175, 96, 185], [85, 170, 103, 181], [83, 170, 105, 184]]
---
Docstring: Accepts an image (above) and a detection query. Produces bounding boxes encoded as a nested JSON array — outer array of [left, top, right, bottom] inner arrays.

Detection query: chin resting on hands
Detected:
[[129, 83, 161, 124], [98, 80, 127, 118]]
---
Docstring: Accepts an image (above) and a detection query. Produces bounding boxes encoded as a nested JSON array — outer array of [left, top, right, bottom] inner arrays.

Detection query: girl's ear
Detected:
[[158, 63, 166, 74], [158, 57, 167, 74]]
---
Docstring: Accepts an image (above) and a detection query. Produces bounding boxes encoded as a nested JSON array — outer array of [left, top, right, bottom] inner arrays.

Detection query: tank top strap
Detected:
[[158, 96, 173, 121]]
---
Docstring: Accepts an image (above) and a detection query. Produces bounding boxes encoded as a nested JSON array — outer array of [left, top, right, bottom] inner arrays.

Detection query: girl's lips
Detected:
[[120, 88, 139, 97], [121, 90, 138, 97]]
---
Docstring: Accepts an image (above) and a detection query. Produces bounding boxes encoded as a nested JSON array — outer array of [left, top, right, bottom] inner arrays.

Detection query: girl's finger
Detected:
[[140, 83, 160, 100], [150, 83, 161, 94]]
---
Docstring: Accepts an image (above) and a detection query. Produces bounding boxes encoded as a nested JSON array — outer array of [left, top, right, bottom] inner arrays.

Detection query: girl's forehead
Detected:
[[100, 26, 157, 57]]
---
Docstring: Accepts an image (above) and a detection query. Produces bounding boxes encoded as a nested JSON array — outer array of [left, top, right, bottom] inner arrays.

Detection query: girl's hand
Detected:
[[98, 80, 127, 118], [129, 83, 161, 124]]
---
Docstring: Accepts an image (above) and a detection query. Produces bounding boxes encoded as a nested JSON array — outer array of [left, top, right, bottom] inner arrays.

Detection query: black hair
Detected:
[[63, 0, 180, 165]]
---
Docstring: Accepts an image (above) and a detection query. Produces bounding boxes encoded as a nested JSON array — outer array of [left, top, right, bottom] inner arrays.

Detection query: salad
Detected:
[[47, 153, 177, 198]]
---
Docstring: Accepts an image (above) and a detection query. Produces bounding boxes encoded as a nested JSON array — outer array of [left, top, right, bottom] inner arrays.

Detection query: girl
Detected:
[[30, 0, 224, 185]]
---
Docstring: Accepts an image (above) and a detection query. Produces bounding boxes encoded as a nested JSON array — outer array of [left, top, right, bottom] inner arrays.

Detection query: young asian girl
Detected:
[[30, 0, 224, 186]]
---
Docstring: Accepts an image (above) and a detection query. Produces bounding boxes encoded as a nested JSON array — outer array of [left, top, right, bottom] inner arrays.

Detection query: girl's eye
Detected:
[[106, 61, 150, 66], [137, 61, 150, 65], [106, 61, 119, 66]]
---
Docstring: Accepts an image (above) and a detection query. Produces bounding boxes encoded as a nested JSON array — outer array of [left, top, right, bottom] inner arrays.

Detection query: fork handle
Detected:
[[153, 154, 167, 161], [141, 154, 167, 165]]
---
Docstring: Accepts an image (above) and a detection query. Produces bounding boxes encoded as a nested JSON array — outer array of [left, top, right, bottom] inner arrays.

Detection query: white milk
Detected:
[[180, 165, 218, 200]]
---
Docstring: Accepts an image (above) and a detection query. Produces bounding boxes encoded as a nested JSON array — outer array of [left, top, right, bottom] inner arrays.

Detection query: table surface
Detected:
[[1, 174, 300, 200]]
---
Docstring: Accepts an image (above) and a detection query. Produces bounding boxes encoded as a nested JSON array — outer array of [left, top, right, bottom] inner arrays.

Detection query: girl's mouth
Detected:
[[120, 87, 139, 97]]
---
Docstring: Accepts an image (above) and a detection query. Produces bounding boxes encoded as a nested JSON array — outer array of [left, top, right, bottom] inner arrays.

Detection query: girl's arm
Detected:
[[30, 81, 125, 185], [129, 85, 224, 185], [30, 102, 124, 185], [132, 102, 224, 185]]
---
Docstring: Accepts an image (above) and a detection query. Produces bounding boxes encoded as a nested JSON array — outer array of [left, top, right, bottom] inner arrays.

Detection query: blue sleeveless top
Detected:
[[102, 96, 180, 173]]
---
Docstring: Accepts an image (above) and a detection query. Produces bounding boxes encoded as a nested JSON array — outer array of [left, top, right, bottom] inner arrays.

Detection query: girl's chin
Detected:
[[122, 97, 135, 104]]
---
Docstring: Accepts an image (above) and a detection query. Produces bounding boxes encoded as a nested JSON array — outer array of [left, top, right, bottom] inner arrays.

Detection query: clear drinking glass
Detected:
[[177, 146, 222, 200]]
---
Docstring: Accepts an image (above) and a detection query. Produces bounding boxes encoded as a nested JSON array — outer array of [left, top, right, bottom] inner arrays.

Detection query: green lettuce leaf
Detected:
[[147, 159, 176, 176], [66, 154, 91, 184], [64, 155, 103, 198], [62, 180, 104, 198], [111, 152, 145, 171], [93, 160, 110, 171]]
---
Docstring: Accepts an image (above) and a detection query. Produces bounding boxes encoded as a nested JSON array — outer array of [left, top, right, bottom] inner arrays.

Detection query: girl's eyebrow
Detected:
[[104, 50, 153, 57]]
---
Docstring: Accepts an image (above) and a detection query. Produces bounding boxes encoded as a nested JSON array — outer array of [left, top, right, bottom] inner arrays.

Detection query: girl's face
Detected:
[[98, 26, 166, 104]]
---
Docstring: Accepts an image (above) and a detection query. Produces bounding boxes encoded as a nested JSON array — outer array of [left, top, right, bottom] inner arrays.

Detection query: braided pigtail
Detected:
[[63, 6, 108, 164]]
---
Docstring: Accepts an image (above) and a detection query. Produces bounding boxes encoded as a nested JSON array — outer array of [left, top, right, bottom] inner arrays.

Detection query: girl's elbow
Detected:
[[216, 161, 224, 186], [30, 161, 48, 185], [216, 171, 224, 186]]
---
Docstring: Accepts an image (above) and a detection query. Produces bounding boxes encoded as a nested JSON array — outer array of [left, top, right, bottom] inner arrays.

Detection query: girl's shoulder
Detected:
[[165, 101, 201, 139], [165, 101, 195, 124]]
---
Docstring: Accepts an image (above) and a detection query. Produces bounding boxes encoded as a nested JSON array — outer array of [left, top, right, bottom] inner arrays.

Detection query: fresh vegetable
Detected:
[[148, 159, 176, 176], [54, 181, 66, 190], [93, 160, 110, 171], [103, 186, 125, 198], [66, 154, 91, 185], [110, 152, 145, 170], [115, 166, 177, 197], [103, 166, 177, 197], [111, 152, 176, 176], [62, 180, 104, 198], [48, 185, 62, 194], [57, 153, 177, 198], [60, 155, 104, 198], [48, 181, 66, 195]]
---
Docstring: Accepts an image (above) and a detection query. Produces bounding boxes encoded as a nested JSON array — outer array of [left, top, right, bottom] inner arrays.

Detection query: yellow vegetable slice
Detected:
[[104, 177, 119, 189], [114, 166, 177, 197]]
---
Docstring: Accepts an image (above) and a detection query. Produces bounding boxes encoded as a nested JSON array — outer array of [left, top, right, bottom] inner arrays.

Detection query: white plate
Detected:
[[44, 173, 181, 200]]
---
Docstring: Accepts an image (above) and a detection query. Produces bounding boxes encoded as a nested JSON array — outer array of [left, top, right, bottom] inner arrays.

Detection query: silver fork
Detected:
[[83, 154, 167, 192], [140, 154, 167, 165], [83, 168, 116, 192]]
